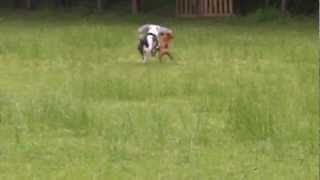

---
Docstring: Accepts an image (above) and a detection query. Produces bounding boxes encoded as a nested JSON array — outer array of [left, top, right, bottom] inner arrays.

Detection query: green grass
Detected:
[[0, 11, 318, 179]]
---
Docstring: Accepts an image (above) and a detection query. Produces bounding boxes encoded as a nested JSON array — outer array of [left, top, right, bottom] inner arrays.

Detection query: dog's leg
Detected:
[[159, 56, 163, 63], [143, 53, 149, 64], [158, 52, 163, 62], [142, 49, 148, 64], [167, 52, 174, 61], [143, 48, 152, 64], [159, 52, 174, 62], [142, 36, 154, 64]]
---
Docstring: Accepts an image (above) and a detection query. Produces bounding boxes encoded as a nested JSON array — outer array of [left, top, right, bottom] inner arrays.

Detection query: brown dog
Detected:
[[158, 32, 174, 61]]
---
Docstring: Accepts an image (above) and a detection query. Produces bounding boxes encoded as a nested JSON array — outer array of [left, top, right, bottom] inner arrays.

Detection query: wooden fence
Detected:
[[176, 0, 234, 17]]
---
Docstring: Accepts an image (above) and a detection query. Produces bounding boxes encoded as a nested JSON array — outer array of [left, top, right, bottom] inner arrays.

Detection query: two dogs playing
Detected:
[[138, 29, 174, 63]]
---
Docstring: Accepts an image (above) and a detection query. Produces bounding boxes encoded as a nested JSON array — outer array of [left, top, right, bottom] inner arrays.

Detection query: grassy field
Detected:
[[0, 11, 318, 179]]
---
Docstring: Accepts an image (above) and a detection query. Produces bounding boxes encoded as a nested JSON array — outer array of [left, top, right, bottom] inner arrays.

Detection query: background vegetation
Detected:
[[0, 0, 318, 15]]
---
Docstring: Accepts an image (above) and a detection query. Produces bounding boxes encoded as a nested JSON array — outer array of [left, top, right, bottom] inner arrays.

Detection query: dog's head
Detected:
[[160, 32, 174, 43]]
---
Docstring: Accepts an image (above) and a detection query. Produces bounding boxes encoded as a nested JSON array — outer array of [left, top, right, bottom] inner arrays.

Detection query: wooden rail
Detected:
[[177, 0, 234, 17]]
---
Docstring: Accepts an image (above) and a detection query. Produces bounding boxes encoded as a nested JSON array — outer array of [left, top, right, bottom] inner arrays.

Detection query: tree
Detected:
[[132, 0, 140, 14], [281, 0, 288, 14], [97, 0, 102, 10], [265, 0, 270, 7], [26, 0, 31, 8]]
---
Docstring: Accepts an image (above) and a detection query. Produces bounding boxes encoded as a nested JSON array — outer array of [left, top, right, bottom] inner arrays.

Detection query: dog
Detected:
[[138, 33, 159, 64], [158, 32, 174, 61]]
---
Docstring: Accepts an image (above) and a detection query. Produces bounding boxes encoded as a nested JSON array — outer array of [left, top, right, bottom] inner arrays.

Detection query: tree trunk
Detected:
[[26, 0, 31, 9], [265, 0, 270, 7], [97, 0, 102, 10], [281, 0, 287, 15], [132, 0, 139, 15]]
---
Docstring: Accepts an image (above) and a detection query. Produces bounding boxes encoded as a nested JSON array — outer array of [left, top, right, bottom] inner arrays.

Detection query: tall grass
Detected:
[[0, 11, 318, 179]]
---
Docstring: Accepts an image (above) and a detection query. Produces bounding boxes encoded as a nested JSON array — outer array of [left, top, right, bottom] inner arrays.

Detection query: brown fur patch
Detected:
[[159, 32, 174, 61]]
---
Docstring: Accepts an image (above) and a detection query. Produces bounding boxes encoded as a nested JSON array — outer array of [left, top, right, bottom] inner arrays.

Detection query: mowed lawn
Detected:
[[0, 12, 318, 179]]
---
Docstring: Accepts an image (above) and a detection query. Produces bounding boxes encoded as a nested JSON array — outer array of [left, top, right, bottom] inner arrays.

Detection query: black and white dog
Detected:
[[138, 33, 159, 64]]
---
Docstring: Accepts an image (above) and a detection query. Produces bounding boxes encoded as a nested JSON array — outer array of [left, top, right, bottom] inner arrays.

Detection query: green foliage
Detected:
[[0, 0, 317, 15], [246, 7, 282, 22]]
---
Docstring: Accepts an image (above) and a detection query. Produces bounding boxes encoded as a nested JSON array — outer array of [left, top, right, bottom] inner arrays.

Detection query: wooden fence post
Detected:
[[218, 0, 223, 15], [214, 0, 218, 14], [228, 0, 233, 15]]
